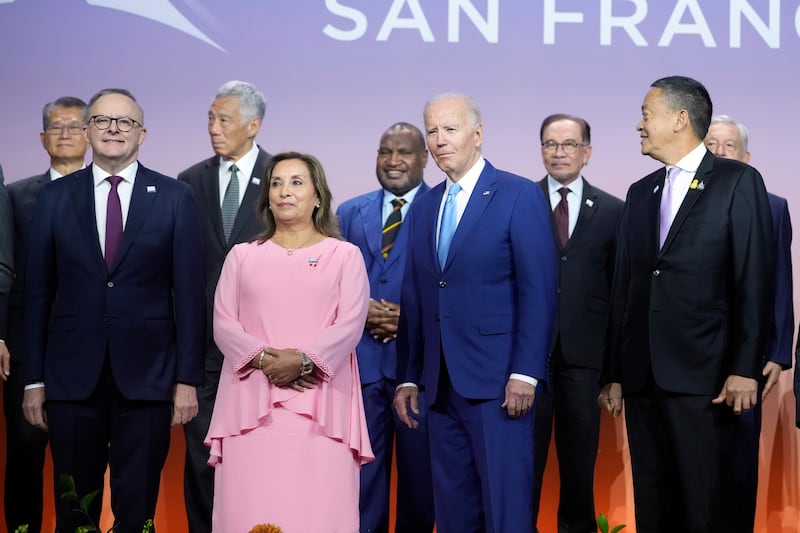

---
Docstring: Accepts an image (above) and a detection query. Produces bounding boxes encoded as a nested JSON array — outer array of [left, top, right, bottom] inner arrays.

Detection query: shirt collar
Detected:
[[672, 142, 707, 173], [220, 142, 259, 177], [382, 182, 424, 206], [445, 157, 485, 196], [92, 161, 138, 187]]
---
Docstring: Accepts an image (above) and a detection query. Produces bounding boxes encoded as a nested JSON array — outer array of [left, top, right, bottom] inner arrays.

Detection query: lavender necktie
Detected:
[[105, 175, 123, 270], [659, 166, 681, 248]]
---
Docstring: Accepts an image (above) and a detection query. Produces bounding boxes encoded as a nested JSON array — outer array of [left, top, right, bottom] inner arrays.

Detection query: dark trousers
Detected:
[[182, 345, 223, 533], [3, 359, 50, 533], [359, 378, 435, 533], [730, 378, 766, 533], [532, 352, 601, 533], [47, 361, 171, 533], [624, 380, 736, 533]]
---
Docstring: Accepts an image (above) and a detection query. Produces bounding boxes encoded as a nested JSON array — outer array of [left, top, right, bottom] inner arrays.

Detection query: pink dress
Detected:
[[206, 237, 374, 533]]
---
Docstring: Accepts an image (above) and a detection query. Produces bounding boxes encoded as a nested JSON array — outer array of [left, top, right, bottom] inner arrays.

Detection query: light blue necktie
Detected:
[[438, 183, 462, 268]]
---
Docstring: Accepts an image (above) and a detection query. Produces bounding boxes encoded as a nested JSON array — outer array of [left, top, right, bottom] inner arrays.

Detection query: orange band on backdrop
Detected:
[[1, 372, 798, 532]]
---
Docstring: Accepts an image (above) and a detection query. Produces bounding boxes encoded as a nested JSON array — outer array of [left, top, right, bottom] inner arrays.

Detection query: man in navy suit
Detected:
[[703, 114, 793, 532], [178, 80, 271, 533], [394, 93, 557, 533], [600, 76, 773, 532], [532, 114, 623, 533], [4, 96, 88, 533], [22, 88, 205, 533], [337, 122, 434, 533]]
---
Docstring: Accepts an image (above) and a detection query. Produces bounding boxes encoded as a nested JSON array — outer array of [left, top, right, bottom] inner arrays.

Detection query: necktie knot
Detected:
[[391, 198, 406, 210], [230, 164, 239, 176], [558, 187, 570, 200], [107, 175, 122, 188], [448, 183, 462, 199]]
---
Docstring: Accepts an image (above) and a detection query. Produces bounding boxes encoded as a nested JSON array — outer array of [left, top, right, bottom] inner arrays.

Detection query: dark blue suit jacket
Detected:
[[23, 164, 206, 401], [766, 193, 793, 368], [397, 160, 557, 402], [336, 182, 430, 384]]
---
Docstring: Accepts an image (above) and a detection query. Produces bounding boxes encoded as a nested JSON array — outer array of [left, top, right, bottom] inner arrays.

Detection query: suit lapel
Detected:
[[569, 180, 599, 249], [198, 159, 226, 247], [114, 166, 158, 271], [358, 191, 383, 265], [69, 167, 105, 271], [658, 152, 714, 257], [443, 164, 496, 269]]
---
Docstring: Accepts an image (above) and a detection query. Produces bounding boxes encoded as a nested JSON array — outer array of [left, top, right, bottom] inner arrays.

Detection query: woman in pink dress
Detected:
[[206, 151, 374, 532]]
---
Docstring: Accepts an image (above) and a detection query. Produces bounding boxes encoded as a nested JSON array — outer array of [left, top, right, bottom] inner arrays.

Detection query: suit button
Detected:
[[435, 314, 440, 321], [380, 278, 388, 284], [439, 281, 447, 288], [653, 270, 660, 277], [107, 281, 114, 288], [561, 256, 567, 262]]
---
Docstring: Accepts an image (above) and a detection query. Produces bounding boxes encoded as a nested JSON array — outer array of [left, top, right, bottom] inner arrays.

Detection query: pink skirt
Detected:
[[212, 407, 360, 533]]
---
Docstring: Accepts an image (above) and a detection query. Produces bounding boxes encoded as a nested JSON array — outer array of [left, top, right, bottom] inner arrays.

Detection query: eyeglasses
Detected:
[[541, 141, 589, 154], [45, 122, 84, 136], [88, 115, 141, 132]]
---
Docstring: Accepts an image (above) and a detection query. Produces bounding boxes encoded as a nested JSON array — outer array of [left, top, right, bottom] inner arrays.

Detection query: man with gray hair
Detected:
[[4, 96, 88, 533], [178, 80, 272, 533], [703, 114, 793, 532]]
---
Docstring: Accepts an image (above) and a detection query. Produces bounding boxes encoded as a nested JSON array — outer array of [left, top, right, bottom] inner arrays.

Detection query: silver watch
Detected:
[[299, 351, 313, 376]]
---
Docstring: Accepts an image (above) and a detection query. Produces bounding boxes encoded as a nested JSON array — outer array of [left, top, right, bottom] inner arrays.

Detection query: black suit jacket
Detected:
[[605, 151, 773, 395], [6, 171, 50, 357], [177, 147, 270, 351], [0, 164, 15, 337], [538, 178, 623, 370]]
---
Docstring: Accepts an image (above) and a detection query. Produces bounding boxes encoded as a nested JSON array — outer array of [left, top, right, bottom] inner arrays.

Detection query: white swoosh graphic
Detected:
[[86, 0, 226, 52]]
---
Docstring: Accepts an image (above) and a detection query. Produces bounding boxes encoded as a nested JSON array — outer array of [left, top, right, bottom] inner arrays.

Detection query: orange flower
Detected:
[[248, 525, 283, 533]]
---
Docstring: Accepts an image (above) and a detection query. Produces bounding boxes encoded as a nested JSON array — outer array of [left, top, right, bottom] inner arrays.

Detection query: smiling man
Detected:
[[4, 96, 88, 533], [600, 76, 773, 532], [337, 122, 434, 533], [22, 88, 205, 533]]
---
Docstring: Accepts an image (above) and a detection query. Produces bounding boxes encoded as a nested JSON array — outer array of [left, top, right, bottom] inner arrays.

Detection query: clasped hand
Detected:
[[259, 347, 317, 392]]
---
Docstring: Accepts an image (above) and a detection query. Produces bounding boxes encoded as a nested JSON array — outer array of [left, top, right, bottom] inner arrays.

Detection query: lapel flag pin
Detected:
[[146, 185, 156, 193], [251, 177, 261, 185], [653, 185, 660, 194], [690, 179, 699, 190], [697, 181, 705, 190], [308, 257, 319, 267], [585, 198, 594, 208], [482, 190, 490, 196]]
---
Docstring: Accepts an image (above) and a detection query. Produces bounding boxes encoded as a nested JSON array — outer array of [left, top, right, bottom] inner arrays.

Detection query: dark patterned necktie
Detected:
[[554, 187, 570, 248], [222, 164, 239, 242], [381, 198, 406, 259], [105, 175, 123, 271]]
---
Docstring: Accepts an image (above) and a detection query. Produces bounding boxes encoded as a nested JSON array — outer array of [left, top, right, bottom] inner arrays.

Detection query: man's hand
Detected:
[[394, 386, 420, 429], [0, 342, 9, 381], [712, 374, 758, 414], [22, 387, 48, 431], [171, 383, 199, 426], [761, 361, 783, 400], [597, 382, 623, 417], [366, 298, 400, 343], [501, 378, 535, 419]]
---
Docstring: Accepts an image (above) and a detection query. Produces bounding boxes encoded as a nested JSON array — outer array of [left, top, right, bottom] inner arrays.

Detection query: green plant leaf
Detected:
[[597, 513, 609, 533], [610, 525, 627, 533], [80, 489, 101, 513]]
